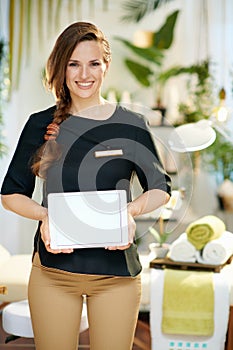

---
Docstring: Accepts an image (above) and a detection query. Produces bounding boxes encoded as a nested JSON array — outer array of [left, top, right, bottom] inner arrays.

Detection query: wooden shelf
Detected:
[[150, 256, 233, 273]]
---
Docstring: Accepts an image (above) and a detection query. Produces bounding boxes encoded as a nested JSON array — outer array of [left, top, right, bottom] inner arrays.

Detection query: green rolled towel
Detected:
[[186, 215, 226, 250]]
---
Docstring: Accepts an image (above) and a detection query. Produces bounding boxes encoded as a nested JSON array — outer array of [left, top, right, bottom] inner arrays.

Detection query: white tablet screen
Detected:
[[48, 190, 128, 249]]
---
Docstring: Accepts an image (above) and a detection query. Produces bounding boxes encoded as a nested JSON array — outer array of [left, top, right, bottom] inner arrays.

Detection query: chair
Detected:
[[2, 299, 89, 343], [0, 244, 89, 344]]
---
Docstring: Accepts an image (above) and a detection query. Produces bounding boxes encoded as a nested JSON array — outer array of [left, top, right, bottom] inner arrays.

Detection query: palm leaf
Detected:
[[37, 0, 43, 45], [157, 65, 195, 84], [125, 59, 154, 86], [114, 37, 163, 65], [47, 0, 53, 34], [102, 0, 108, 11], [16, 0, 26, 89], [9, 0, 15, 94], [26, 0, 32, 62], [55, 0, 62, 29], [121, 0, 174, 23], [153, 10, 179, 49]]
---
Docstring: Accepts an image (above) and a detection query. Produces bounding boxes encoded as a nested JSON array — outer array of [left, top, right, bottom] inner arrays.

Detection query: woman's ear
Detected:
[[104, 60, 111, 75]]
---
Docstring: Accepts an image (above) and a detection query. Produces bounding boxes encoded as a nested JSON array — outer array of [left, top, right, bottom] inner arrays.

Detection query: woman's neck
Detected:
[[70, 99, 116, 121], [70, 96, 106, 115]]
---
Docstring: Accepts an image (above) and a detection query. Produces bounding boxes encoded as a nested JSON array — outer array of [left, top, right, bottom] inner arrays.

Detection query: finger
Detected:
[[45, 245, 74, 254], [105, 242, 131, 250], [116, 243, 131, 250]]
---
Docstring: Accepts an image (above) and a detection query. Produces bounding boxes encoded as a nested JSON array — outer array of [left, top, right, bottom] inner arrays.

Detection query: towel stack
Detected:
[[168, 233, 197, 262], [169, 215, 233, 265]]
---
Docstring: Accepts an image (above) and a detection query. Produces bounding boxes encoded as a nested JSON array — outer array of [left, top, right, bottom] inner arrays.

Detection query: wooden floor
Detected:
[[0, 312, 151, 350]]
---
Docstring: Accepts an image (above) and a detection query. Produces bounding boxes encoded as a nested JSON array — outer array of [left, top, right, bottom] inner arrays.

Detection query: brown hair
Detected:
[[31, 22, 111, 177]]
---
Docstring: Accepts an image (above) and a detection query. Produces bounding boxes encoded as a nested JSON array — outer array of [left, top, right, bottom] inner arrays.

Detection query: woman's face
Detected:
[[66, 40, 108, 104]]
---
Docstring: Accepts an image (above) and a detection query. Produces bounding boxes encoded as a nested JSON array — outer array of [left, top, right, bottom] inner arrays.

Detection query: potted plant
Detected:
[[148, 225, 171, 258], [177, 60, 215, 125]]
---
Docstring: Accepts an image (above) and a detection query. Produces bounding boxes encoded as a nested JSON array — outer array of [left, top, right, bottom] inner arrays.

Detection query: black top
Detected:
[[1, 104, 171, 276]]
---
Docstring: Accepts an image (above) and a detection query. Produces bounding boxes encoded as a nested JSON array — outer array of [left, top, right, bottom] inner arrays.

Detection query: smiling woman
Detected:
[[1, 21, 171, 350]]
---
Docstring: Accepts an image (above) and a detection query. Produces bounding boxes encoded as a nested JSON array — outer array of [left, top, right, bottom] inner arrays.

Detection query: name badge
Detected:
[[94, 149, 123, 158]]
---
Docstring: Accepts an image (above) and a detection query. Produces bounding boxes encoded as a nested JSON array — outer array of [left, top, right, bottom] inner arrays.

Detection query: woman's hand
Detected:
[[105, 211, 136, 251], [40, 212, 73, 254]]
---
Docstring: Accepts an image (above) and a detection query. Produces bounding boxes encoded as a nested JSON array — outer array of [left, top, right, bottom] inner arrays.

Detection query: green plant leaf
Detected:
[[149, 227, 162, 243], [153, 10, 179, 49], [121, 0, 174, 23], [149, 226, 171, 244], [157, 65, 197, 84], [114, 36, 163, 64], [125, 59, 153, 86]]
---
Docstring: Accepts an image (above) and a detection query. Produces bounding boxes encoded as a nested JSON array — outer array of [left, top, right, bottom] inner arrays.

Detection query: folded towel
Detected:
[[162, 269, 214, 336], [186, 215, 225, 250], [197, 231, 233, 265], [168, 233, 197, 262]]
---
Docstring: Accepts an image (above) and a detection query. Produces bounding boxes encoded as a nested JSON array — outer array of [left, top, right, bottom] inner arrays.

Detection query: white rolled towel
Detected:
[[169, 233, 197, 262], [197, 231, 233, 265]]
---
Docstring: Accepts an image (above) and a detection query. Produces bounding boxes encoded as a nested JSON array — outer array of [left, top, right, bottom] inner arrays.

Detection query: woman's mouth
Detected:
[[77, 81, 94, 89]]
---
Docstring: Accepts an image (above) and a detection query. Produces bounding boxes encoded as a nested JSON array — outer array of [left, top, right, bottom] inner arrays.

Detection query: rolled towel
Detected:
[[197, 231, 233, 265], [186, 215, 226, 250], [168, 233, 197, 262]]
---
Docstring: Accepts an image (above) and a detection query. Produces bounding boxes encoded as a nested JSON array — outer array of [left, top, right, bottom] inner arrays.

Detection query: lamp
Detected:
[[168, 117, 232, 153], [213, 88, 229, 123]]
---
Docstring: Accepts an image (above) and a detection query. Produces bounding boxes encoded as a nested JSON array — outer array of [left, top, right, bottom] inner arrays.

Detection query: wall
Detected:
[[0, 0, 233, 253]]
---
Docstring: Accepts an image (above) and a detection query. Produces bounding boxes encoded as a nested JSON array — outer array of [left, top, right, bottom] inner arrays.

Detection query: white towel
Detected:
[[169, 233, 197, 262], [197, 231, 233, 265]]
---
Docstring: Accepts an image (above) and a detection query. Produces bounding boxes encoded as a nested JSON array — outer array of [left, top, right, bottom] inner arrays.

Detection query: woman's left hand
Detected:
[[105, 211, 136, 251]]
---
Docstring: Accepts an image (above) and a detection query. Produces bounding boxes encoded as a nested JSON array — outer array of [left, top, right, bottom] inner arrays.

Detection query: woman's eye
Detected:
[[91, 61, 100, 67], [68, 62, 78, 67]]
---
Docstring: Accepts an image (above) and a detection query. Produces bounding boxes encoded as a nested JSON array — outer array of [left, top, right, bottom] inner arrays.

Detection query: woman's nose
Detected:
[[80, 65, 89, 79]]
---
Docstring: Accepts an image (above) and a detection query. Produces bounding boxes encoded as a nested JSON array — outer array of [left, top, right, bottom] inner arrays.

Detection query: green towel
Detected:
[[186, 215, 225, 250], [162, 269, 214, 336]]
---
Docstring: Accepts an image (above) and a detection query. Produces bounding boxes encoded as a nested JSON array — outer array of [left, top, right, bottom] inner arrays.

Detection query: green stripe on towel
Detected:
[[162, 269, 214, 336]]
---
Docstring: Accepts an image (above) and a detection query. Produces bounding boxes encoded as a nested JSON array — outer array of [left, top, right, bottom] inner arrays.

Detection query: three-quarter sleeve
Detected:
[[134, 117, 171, 195], [1, 109, 53, 197]]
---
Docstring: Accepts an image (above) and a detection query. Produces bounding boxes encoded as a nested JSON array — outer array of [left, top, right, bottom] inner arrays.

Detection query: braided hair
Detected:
[[31, 21, 111, 177]]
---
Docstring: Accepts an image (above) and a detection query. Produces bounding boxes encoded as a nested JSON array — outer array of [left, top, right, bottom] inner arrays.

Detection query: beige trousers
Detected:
[[28, 253, 141, 350]]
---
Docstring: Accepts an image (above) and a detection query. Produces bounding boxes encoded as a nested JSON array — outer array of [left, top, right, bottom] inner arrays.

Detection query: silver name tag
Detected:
[[94, 149, 123, 158]]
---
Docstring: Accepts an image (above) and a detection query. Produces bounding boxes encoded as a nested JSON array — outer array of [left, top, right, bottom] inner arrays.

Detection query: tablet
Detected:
[[48, 190, 128, 249]]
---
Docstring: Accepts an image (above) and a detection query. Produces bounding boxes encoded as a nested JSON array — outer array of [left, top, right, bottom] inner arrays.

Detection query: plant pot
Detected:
[[149, 243, 169, 259]]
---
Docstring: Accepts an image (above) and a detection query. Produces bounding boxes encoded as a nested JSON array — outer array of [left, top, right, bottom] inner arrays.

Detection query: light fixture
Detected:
[[168, 116, 232, 153], [213, 88, 229, 123], [168, 120, 216, 153]]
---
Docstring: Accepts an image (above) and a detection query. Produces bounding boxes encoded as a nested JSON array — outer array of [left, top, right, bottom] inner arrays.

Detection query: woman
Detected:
[[1, 22, 171, 350]]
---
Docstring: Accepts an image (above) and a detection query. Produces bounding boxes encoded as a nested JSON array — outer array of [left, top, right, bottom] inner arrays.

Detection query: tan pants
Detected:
[[28, 253, 141, 350]]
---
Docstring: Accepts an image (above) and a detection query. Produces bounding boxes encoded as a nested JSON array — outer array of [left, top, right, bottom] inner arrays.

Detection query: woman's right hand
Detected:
[[40, 212, 73, 254]]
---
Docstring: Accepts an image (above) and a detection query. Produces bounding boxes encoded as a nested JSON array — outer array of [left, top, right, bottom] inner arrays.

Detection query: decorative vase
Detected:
[[149, 242, 169, 259]]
